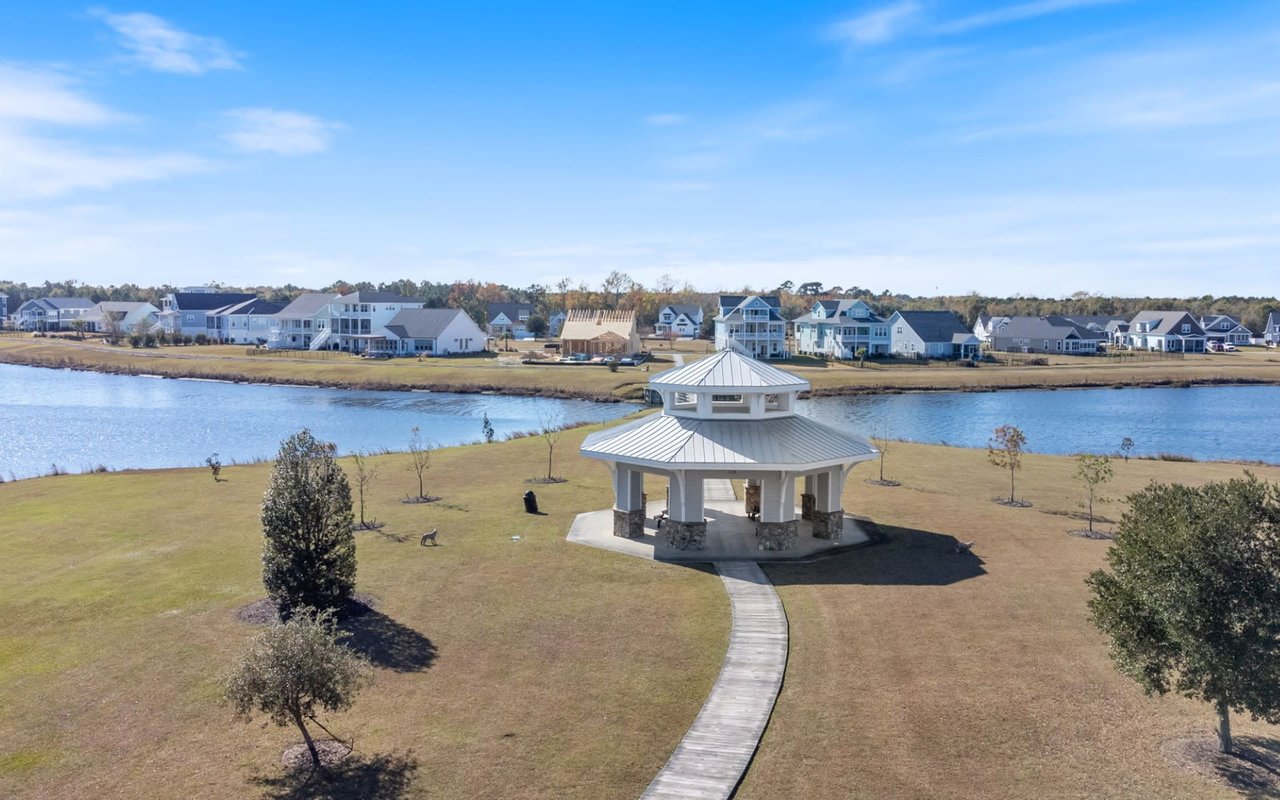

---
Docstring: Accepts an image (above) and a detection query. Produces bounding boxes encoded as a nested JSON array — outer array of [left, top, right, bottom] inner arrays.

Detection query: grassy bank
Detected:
[[3, 425, 1279, 798], [3, 337, 1279, 401], [0, 426, 728, 799]]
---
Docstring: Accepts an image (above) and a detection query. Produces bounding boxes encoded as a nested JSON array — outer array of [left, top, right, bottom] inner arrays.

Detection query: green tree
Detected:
[[1074, 454, 1113, 534], [481, 412, 495, 444], [225, 608, 373, 771], [261, 430, 356, 617], [70, 318, 86, 339], [525, 315, 547, 338], [1120, 437, 1134, 462], [986, 424, 1027, 505], [1087, 476, 1280, 754]]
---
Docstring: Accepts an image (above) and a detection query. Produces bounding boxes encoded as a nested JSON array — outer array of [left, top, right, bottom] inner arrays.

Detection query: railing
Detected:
[[243, 348, 342, 359]]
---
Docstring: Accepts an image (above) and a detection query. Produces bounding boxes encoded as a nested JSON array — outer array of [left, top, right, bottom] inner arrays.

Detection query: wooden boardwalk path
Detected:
[[641, 560, 787, 799]]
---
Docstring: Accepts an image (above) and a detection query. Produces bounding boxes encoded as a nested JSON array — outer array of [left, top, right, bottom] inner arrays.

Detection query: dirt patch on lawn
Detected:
[[281, 739, 353, 770], [1162, 736, 1280, 797]]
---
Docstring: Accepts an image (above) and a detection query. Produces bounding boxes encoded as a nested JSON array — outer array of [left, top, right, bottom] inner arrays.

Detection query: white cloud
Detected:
[[92, 9, 242, 74], [827, 1, 922, 47], [645, 113, 686, 127], [0, 64, 205, 200], [935, 0, 1128, 35], [223, 108, 341, 155], [663, 100, 831, 171]]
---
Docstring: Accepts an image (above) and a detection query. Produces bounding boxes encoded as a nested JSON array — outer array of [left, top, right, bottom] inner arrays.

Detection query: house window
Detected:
[[185, 315, 195, 323], [896, 325, 903, 334], [1181, 323, 1190, 333], [711, 394, 742, 403]]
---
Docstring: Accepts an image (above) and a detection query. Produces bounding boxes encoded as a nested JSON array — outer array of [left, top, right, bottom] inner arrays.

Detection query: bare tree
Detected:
[[601, 270, 630, 308], [101, 309, 125, 343], [538, 412, 564, 481], [351, 451, 379, 529], [987, 424, 1027, 505], [870, 427, 891, 483], [407, 426, 433, 500], [1075, 454, 1114, 534]]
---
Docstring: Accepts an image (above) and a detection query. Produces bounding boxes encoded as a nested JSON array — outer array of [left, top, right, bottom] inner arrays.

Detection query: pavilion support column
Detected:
[[756, 473, 798, 551], [611, 466, 646, 538], [801, 473, 816, 521], [811, 467, 846, 541], [665, 472, 706, 550], [744, 478, 761, 519]]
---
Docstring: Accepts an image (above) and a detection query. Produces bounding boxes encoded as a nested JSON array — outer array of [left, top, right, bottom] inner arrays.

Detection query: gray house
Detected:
[[15, 297, 95, 331], [887, 311, 979, 359], [1126, 310, 1206, 352], [487, 303, 535, 338], [988, 316, 1104, 354], [158, 291, 256, 338], [1199, 314, 1252, 346], [1266, 312, 1280, 346]]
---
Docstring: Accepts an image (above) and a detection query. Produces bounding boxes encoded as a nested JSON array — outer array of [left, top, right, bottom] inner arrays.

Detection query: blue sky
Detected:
[[1, 1, 1279, 296]]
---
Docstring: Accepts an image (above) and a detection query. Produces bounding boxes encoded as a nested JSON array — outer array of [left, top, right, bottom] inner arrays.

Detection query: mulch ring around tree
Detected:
[[992, 498, 1033, 508], [1162, 736, 1280, 794], [281, 739, 353, 770], [1068, 528, 1116, 540], [400, 495, 441, 505], [236, 592, 380, 625], [525, 477, 568, 484], [864, 479, 902, 487]]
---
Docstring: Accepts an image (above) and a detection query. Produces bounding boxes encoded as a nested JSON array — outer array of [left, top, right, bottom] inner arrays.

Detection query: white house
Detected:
[[209, 298, 285, 344], [1199, 314, 1253, 346], [487, 303, 535, 338], [792, 299, 890, 358], [267, 293, 340, 349], [972, 314, 1009, 344], [1264, 312, 1280, 346], [82, 302, 160, 337], [655, 304, 704, 338], [888, 310, 980, 359], [1126, 310, 1206, 352], [158, 291, 255, 338], [714, 295, 787, 358], [379, 308, 487, 355], [15, 297, 95, 331]]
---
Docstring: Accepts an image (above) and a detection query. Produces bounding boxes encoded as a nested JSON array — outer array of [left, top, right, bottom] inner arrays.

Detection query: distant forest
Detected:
[[3, 275, 1277, 335]]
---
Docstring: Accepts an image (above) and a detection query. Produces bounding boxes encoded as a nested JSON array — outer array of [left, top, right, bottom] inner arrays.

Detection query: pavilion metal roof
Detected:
[[649, 350, 809, 392], [581, 413, 876, 470]]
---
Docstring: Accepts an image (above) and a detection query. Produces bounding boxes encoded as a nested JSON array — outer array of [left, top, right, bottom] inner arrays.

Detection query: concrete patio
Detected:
[[567, 498, 871, 563]]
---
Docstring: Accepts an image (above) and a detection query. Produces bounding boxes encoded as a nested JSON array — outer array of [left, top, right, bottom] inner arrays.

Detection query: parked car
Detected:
[[1223, 342, 1237, 352]]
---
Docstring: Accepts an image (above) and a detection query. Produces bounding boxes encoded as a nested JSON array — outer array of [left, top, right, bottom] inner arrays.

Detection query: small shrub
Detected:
[[195, 333, 209, 345], [206, 453, 223, 482], [128, 334, 143, 348]]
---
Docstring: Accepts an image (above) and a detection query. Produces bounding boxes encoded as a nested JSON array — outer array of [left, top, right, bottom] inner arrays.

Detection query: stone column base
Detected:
[[613, 508, 645, 539], [800, 493, 815, 521], [664, 520, 707, 550], [756, 520, 798, 551], [811, 509, 844, 540], [744, 484, 761, 517]]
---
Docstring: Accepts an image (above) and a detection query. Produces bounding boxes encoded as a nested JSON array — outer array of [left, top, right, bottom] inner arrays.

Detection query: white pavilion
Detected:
[[579, 349, 878, 552]]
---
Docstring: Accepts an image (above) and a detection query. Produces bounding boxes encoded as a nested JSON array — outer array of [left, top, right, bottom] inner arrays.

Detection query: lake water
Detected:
[[0, 364, 633, 480], [1, 364, 1277, 480]]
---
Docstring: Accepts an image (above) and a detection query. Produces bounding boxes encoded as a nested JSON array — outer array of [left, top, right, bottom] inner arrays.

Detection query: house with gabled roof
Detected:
[[159, 290, 256, 338], [15, 297, 95, 331], [792, 299, 890, 358], [972, 314, 1009, 344], [487, 302, 536, 338], [1199, 314, 1252, 346], [560, 309, 641, 356], [715, 295, 787, 358], [988, 316, 1103, 354], [208, 298, 285, 344], [323, 291, 426, 353], [1126, 310, 1206, 352], [380, 308, 487, 355], [267, 292, 341, 349], [655, 304, 705, 338], [888, 310, 979, 359], [82, 301, 159, 337], [1265, 312, 1280, 346]]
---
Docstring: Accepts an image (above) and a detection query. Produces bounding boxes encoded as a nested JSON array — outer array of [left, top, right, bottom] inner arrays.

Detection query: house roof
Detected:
[[276, 292, 341, 317], [1269, 312, 1280, 330], [1062, 314, 1127, 331], [560, 309, 638, 343], [170, 292, 255, 311], [661, 304, 704, 320], [383, 308, 474, 339], [651, 349, 809, 392], [718, 294, 780, 310], [1129, 310, 1205, 336], [487, 302, 534, 324], [717, 296, 785, 322], [792, 299, 884, 325], [580, 412, 876, 470], [892, 310, 972, 343], [339, 291, 421, 304], [1200, 314, 1251, 333], [25, 296, 95, 311], [83, 301, 157, 321], [991, 316, 1085, 341], [212, 298, 285, 316]]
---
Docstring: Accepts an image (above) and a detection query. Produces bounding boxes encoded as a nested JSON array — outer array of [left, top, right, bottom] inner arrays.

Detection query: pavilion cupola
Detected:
[[648, 350, 809, 420]]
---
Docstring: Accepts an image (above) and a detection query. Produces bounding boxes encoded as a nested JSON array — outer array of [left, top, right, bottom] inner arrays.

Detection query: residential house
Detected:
[[209, 298, 285, 344], [972, 314, 1009, 344], [158, 291, 255, 338], [560, 310, 642, 356], [0, 292, 7, 328], [1265, 312, 1280, 346], [322, 291, 426, 353], [1199, 314, 1253, 346], [1062, 314, 1128, 335], [988, 316, 1103, 354], [792, 299, 890, 358], [655, 304, 705, 338], [714, 295, 787, 358], [1126, 310, 1206, 352], [379, 308, 487, 355], [1104, 319, 1130, 348], [548, 311, 567, 336], [267, 293, 341, 350], [487, 303, 535, 338], [15, 297, 95, 331], [888, 310, 980, 359], [82, 301, 159, 337]]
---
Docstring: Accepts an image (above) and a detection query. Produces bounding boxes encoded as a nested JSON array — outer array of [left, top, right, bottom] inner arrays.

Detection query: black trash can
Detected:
[[523, 490, 538, 514]]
